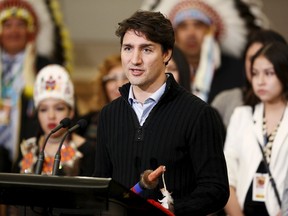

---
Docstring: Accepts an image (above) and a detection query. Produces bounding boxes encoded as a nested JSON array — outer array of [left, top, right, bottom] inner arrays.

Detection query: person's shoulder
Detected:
[[216, 88, 242, 99], [225, 105, 254, 131], [175, 89, 214, 115], [231, 105, 253, 120], [212, 88, 243, 106], [101, 96, 125, 111], [234, 105, 252, 112], [72, 133, 95, 155], [180, 89, 208, 106], [19, 137, 38, 157], [20, 137, 37, 147]]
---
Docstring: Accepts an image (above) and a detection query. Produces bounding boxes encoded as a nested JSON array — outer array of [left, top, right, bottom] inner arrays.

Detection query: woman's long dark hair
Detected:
[[243, 30, 287, 105], [246, 42, 288, 107]]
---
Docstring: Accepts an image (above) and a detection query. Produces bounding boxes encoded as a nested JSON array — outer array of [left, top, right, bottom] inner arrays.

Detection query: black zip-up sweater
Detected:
[[94, 75, 229, 215]]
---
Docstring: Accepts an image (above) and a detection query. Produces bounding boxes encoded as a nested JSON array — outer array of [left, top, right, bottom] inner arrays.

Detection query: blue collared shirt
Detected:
[[128, 81, 166, 126]]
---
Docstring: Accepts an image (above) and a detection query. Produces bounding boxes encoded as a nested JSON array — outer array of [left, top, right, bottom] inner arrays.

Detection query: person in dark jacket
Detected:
[[93, 10, 229, 215]]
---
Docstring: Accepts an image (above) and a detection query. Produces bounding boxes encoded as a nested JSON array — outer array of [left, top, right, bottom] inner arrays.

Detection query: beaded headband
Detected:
[[0, 0, 38, 34], [33, 64, 74, 109], [169, 0, 224, 40]]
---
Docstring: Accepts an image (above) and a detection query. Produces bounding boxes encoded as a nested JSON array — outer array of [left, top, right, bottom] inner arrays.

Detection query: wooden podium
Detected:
[[0, 173, 168, 216]]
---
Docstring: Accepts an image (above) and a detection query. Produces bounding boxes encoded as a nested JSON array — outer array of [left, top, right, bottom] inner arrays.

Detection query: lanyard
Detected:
[[257, 141, 282, 208]]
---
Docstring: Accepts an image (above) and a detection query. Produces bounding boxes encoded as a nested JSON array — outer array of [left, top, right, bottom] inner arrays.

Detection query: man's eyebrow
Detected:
[[140, 43, 154, 48], [122, 42, 131, 46], [122, 43, 155, 48]]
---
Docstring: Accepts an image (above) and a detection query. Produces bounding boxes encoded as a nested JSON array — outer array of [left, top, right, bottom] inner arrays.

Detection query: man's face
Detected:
[[1, 17, 30, 55], [175, 19, 210, 60], [121, 30, 171, 92]]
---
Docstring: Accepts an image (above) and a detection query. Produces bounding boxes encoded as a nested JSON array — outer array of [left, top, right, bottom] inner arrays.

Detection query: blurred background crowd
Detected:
[[1, 0, 288, 215]]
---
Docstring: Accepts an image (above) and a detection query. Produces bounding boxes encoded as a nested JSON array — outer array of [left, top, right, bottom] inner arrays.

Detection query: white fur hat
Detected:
[[33, 64, 74, 108]]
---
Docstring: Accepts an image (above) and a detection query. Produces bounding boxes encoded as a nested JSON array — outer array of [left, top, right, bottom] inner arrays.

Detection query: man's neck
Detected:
[[187, 56, 199, 71], [131, 75, 167, 104], [186, 57, 199, 82], [2, 50, 25, 59]]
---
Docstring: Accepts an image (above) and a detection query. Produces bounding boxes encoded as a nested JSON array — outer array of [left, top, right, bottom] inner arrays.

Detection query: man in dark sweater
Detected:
[[93, 10, 229, 215]]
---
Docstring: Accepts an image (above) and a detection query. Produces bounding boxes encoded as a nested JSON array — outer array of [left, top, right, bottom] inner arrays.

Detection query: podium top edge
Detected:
[[0, 173, 113, 189]]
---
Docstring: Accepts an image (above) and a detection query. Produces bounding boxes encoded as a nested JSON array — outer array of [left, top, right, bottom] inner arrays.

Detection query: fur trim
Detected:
[[140, 169, 159, 189], [193, 32, 221, 101], [26, 0, 54, 59], [240, 0, 270, 29], [22, 42, 36, 98]]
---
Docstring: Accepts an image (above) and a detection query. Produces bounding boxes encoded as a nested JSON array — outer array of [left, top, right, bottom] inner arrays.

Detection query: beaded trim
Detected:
[[262, 118, 280, 164], [20, 137, 83, 174]]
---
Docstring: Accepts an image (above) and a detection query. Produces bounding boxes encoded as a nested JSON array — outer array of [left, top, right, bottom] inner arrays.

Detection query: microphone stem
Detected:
[[35, 151, 45, 175], [42, 132, 52, 152], [35, 132, 53, 175], [52, 131, 71, 176]]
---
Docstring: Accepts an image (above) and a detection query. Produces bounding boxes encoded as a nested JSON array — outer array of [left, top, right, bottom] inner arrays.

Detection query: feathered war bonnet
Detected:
[[0, 0, 38, 40], [18, 0, 74, 73], [141, 0, 270, 59], [141, 0, 268, 101], [142, 0, 248, 58], [0, 0, 39, 98]]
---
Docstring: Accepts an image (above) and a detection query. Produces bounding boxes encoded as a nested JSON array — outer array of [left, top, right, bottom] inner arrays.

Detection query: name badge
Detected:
[[252, 173, 269, 202], [0, 99, 11, 125]]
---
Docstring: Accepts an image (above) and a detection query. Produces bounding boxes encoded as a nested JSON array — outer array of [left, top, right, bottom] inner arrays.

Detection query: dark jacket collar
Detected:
[[119, 73, 182, 104]]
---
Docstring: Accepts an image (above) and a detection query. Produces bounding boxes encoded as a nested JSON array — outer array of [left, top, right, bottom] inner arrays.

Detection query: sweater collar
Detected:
[[119, 73, 181, 104]]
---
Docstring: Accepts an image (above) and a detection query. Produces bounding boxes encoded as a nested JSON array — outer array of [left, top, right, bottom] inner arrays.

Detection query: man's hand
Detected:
[[148, 165, 166, 182]]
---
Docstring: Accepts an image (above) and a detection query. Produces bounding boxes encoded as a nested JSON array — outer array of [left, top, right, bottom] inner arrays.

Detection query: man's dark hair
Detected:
[[115, 10, 175, 53]]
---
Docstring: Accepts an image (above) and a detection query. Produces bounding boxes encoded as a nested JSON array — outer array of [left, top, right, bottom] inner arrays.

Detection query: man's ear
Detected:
[[164, 49, 173, 65]]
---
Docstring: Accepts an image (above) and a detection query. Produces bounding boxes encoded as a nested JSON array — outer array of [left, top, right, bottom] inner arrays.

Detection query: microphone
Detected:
[[51, 118, 72, 133], [35, 117, 72, 175], [52, 119, 87, 175]]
